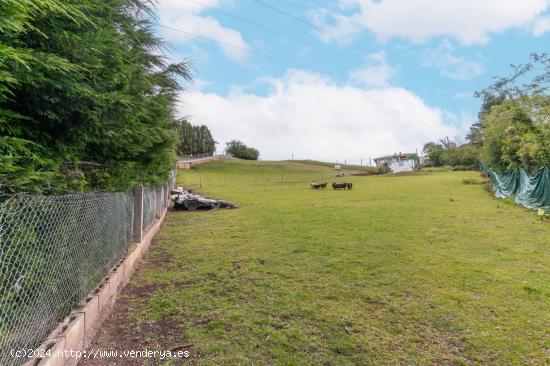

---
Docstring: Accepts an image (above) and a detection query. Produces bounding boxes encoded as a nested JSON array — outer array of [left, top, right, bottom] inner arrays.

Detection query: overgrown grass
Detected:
[[462, 178, 486, 185], [110, 160, 549, 364]]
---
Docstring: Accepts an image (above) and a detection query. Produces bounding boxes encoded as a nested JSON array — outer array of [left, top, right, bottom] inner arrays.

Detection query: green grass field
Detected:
[[89, 160, 549, 365]]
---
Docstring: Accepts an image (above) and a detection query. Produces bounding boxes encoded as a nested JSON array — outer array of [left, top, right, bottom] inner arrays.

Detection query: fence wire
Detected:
[[0, 168, 176, 366], [0, 192, 135, 365], [142, 188, 157, 232]]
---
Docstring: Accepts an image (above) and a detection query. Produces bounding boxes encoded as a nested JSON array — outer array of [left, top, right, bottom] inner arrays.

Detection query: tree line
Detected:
[[175, 119, 217, 157], [423, 53, 549, 173]]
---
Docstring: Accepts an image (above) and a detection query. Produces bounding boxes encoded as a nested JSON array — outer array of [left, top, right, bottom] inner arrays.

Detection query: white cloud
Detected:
[[311, 8, 363, 46], [189, 78, 211, 91], [443, 110, 475, 131], [313, 0, 550, 45], [422, 44, 485, 81], [178, 70, 464, 161], [156, 0, 250, 62], [533, 16, 550, 35], [348, 51, 397, 88]]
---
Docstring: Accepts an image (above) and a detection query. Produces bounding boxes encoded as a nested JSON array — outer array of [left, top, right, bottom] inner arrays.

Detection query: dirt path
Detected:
[[79, 236, 197, 366]]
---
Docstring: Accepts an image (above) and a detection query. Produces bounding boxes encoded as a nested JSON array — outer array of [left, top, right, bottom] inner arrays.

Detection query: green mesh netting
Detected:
[[481, 162, 550, 209], [479, 161, 491, 174], [515, 168, 550, 209], [490, 170, 518, 198]]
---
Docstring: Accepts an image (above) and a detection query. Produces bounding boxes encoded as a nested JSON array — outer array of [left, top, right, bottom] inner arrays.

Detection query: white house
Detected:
[[373, 153, 418, 173]]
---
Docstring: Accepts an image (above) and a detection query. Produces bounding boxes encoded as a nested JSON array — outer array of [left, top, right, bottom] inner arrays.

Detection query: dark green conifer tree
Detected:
[[0, 0, 191, 193]]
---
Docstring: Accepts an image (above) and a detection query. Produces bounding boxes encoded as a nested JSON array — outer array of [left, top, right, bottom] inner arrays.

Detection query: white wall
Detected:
[[389, 159, 416, 172]]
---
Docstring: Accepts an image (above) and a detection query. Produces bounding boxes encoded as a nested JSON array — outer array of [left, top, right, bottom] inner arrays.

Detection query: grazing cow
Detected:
[[332, 182, 353, 190], [310, 182, 327, 189], [332, 182, 347, 190]]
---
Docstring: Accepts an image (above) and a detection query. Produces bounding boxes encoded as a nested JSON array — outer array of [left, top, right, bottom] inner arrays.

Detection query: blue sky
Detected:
[[155, 0, 550, 162]]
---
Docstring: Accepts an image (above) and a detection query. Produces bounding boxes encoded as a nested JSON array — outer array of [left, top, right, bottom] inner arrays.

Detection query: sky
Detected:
[[154, 0, 550, 163]]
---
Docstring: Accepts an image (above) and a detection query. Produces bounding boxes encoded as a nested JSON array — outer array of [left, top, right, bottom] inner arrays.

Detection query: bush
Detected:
[[462, 178, 483, 185], [224, 140, 260, 160], [452, 165, 476, 171]]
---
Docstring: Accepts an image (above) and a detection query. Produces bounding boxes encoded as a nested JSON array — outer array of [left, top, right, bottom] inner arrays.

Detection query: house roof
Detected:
[[373, 153, 416, 162]]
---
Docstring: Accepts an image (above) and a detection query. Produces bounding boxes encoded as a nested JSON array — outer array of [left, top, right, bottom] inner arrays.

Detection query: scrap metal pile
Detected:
[[171, 187, 238, 211]]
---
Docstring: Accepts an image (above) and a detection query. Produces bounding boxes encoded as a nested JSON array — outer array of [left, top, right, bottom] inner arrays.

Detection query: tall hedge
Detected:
[[0, 0, 191, 193]]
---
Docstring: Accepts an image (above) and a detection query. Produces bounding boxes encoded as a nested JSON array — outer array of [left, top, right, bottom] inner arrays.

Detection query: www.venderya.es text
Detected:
[[11, 348, 190, 361]]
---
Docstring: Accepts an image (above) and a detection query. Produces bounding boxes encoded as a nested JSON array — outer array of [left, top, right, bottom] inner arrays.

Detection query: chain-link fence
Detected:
[[142, 188, 157, 233], [0, 173, 175, 366]]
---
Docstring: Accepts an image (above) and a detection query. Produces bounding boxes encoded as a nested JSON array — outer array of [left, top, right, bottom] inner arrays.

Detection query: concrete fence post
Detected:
[[160, 185, 165, 212], [155, 186, 162, 219], [165, 183, 170, 208], [133, 185, 144, 243]]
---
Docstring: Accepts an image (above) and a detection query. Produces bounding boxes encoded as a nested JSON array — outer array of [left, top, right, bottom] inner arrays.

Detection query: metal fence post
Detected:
[[133, 185, 144, 243]]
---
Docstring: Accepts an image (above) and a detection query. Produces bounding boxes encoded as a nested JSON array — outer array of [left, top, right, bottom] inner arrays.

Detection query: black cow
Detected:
[[332, 182, 352, 190], [310, 182, 328, 189]]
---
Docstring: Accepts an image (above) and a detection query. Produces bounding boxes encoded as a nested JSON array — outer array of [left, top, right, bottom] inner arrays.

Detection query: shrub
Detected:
[[453, 165, 476, 171], [224, 140, 260, 160], [462, 178, 482, 185]]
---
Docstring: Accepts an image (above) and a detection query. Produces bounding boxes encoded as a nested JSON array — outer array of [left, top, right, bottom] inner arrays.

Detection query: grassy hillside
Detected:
[[86, 160, 549, 365], [180, 159, 368, 187], [286, 159, 379, 173]]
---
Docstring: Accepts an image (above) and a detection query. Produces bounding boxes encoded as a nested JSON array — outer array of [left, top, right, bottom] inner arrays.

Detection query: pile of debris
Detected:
[[170, 187, 238, 211]]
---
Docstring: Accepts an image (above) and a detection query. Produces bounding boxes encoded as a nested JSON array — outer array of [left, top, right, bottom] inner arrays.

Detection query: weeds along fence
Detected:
[[0, 171, 176, 366]]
